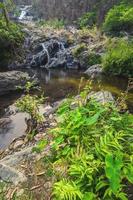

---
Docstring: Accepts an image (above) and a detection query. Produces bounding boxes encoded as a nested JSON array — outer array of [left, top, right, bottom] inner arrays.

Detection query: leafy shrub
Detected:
[[16, 82, 44, 135], [78, 12, 96, 29], [50, 90, 133, 199], [102, 39, 133, 77], [0, 19, 24, 46], [0, 18, 24, 66], [37, 18, 65, 29], [103, 5, 133, 35]]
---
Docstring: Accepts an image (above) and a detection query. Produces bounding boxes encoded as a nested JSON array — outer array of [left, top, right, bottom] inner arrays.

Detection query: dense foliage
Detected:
[[103, 4, 133, 35], [0, 18, 24, 67], [102, 39, 133, 77], [49, 91, 133, 200]]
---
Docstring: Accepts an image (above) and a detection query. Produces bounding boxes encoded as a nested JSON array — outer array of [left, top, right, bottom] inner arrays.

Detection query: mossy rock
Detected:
[[72, 46, 101, 69]]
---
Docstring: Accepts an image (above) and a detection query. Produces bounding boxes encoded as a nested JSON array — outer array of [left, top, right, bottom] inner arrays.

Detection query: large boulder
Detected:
[[0, 71, 30, 95]]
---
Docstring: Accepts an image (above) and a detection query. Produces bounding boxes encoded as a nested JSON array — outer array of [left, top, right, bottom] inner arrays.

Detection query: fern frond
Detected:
[[53, 179, 83, 200]]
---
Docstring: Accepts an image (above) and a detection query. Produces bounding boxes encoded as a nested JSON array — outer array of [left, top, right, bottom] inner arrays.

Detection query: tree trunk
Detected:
[[3, 4, 10, 26]]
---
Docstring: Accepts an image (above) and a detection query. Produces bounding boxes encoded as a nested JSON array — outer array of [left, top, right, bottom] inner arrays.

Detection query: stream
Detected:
[[0, 68, 133, 149], [0, 5, 133, 150]]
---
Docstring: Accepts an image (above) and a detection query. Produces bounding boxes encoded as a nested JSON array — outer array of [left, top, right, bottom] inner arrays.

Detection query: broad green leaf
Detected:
[[105, 153, 123, 194]]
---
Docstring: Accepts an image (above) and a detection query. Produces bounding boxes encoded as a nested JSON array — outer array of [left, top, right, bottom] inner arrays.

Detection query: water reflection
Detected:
[[0, 69, 132, 149]]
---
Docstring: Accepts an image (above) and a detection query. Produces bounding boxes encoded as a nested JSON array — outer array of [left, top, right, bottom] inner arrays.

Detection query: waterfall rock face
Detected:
[[23, 37, 79, 69]]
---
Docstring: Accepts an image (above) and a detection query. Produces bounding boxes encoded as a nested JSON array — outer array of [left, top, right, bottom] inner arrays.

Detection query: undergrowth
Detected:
[[35, 83, 133, 200]]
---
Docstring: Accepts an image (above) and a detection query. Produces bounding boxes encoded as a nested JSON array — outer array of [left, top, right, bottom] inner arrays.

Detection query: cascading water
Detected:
[[18, 5, 33, 21], [41, 43, 50, 68], [30, 40, 66, 68]]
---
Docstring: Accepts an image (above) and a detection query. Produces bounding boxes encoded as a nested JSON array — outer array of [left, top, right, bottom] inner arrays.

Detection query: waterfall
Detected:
[[41, 43, 50, 68], [60, 42, 65, 51], [29, 39, 67, 68], [18, 5, 32, 21]]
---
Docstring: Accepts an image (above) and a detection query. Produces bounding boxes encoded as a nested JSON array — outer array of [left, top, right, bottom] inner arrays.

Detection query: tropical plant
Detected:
[[50, 89, 133, 199]]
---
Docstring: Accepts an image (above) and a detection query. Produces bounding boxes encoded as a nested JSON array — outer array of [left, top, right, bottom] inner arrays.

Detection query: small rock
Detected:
[[0, 118, 11, 128], [13, 140, 24, 149], [84, 64, 103, 77], [49, 114, 53, 120], [43, 105, 53, 116], [34, 133, 46, 141], [16, 189, 24, 197], [50, 122, 57, 127]]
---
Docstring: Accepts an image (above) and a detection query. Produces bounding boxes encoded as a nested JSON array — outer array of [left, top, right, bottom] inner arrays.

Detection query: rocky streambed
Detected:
[[0, 16, 133, 149]]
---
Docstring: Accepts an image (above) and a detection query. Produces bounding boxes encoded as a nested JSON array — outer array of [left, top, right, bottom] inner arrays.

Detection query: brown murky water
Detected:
[[0, 69, 132, 149]]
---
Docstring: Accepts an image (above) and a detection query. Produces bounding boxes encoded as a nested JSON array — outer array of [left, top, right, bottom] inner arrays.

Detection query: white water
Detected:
[[41, 43, 50, 68], [19, 5, 32, 21]]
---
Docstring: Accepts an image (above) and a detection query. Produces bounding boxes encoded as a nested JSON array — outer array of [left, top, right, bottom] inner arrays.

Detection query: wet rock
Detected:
[[23, 32, 79, 69], [43, 105, 53, 116], [49, 57, 67, 68], [34, 133, 46, 141], [84, 64, 103, 77], [0, 164, 27, 185], [0, 118, 11, 128], [0, 71, 30, 95], [29, 39, 65, 68], [49, 49, 79, 69]]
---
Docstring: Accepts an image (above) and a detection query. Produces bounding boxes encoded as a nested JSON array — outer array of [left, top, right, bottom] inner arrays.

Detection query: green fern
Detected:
[[53, 179, 83, 200]]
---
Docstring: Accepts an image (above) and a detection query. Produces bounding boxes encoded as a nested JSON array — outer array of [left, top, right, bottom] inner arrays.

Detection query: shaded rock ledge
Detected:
[[0, 71, 31, 95]]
